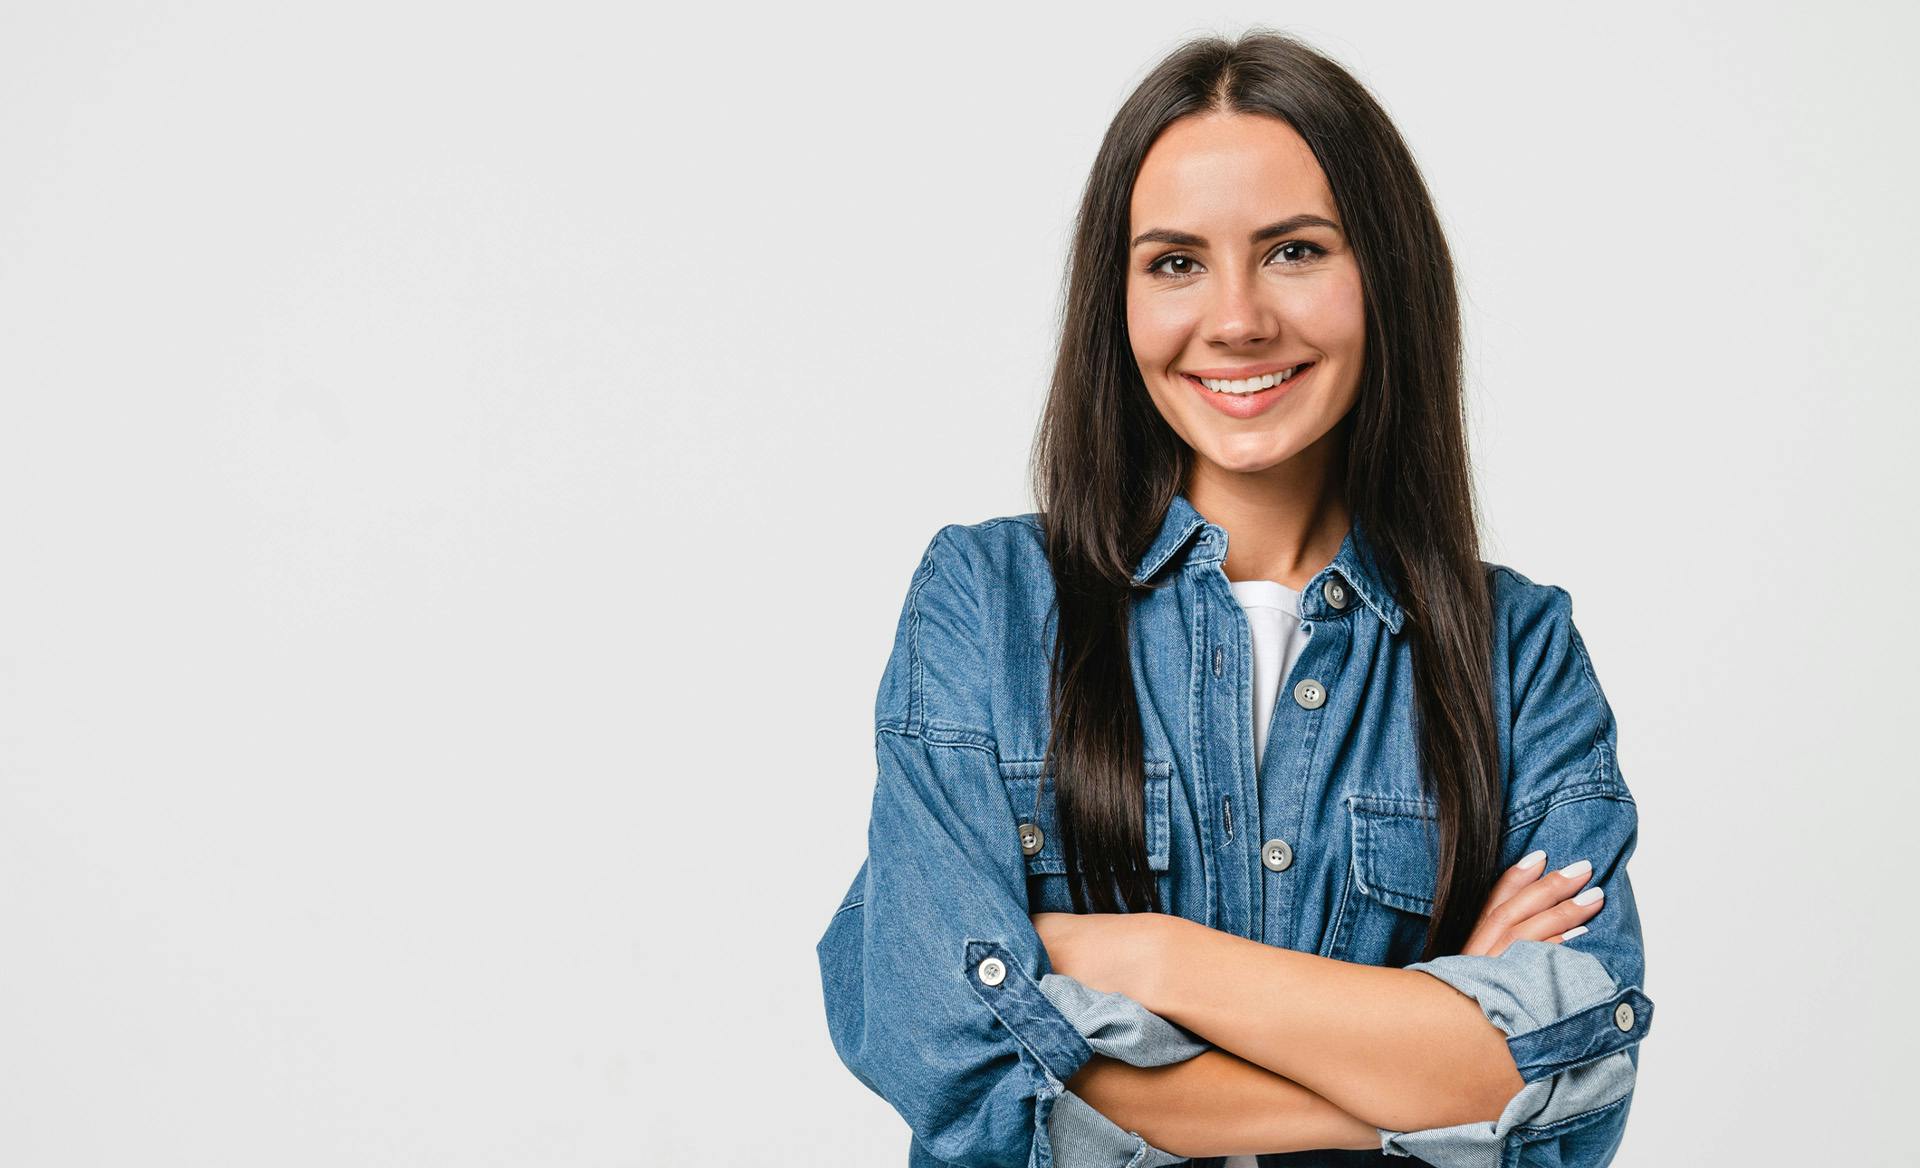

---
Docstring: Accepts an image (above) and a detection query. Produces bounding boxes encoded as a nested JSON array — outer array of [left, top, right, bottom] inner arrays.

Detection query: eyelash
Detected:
[[1144, 241, 1328, 279]]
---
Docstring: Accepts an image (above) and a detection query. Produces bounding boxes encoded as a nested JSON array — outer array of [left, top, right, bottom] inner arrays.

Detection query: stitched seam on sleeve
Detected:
[[1514, 1086, 1635, 1140], [962, 939, 1093, 1082], [902, 535, 940, 735], [1508, 988, 1653, 1080], [1502, 771, 1633, 832]]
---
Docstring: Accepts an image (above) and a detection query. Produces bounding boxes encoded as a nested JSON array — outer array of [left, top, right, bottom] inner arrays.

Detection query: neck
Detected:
[[1185, 427, 1351, 591]]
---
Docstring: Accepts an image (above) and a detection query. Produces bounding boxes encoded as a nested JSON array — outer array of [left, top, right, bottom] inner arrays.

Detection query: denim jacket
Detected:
[[816, 493, 1654, 1167]]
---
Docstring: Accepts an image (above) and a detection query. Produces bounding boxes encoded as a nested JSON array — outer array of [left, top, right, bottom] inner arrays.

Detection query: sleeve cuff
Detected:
[[1375, 940, 1652, 1167], [1405, 940, 1653, 1084], [1037, 972, 1212, 1067], [1046, 1086, 1189, 1168], [964, 939, 1097, 1085], [1024, 974, 1203, 1166]]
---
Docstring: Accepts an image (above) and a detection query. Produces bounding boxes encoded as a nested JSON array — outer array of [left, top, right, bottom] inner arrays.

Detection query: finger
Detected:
[[1487, 857, 1599, 928], [1462, 888, 1599, 957], [1480, 849, 1550, 914], [1460, 859, 1543, 955], [1457, 927, 1509, 958], [1507, 883, 1606, 944]]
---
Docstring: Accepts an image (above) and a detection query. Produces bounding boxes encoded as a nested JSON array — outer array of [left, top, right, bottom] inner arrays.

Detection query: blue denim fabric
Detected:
[[816, 493, 1654, 1167], [1036, 973, 1209, 1168]]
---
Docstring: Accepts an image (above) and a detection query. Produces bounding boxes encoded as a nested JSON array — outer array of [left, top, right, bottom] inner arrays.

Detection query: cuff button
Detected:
[[978, 957, 1007, 987], [1613, 1001, 1636, 1031]]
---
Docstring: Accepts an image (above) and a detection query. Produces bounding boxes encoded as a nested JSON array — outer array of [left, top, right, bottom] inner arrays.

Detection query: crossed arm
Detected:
[[1039, 911, 1525, 1159], [1067, 1045, 1383, 1158]]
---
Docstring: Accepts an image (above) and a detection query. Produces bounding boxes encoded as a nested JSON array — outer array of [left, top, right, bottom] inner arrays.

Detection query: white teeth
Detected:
[[1197, 365, 1304, 394]]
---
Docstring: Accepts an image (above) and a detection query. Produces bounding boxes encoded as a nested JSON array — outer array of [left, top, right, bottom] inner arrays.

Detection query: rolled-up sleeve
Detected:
[[1377, 581, 1654, 1167], [1037, 973, 1211, 1168], [820, 715, 1104, 1167], [817, 527, 1137, 1167]]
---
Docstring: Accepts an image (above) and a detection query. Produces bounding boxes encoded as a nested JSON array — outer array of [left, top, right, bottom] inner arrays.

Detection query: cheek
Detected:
[[1309, 270, 1368, 354], [1126, 286, 1189, 366]]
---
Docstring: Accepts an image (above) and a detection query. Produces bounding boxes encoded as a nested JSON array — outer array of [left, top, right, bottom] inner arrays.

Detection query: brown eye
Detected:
[[1272, 241, 1329, 266], [1146, 253, 1198, 277]]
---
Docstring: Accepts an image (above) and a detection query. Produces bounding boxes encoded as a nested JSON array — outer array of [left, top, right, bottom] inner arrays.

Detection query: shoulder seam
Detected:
[[901, 531, 944, 734], [876, 723, 999, 755], [1566, 608, 1602, 694], [899, 526, 996, 743], [1503, 744, 1633, 829]]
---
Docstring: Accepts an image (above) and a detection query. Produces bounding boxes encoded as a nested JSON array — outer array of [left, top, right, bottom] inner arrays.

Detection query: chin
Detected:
[[1198, 436, 1303, 475]]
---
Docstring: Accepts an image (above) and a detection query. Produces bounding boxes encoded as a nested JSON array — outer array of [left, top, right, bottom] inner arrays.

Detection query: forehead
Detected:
[[1130, 112, 1334, 229]]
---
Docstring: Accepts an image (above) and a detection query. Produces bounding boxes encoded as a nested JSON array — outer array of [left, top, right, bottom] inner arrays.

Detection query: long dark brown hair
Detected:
[[1030, 29, 1499, 963]]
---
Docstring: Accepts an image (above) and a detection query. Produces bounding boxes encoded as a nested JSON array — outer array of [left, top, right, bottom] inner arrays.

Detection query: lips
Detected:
[[1180, 361, 1315, 420], [1184, 360, 1314, 383]]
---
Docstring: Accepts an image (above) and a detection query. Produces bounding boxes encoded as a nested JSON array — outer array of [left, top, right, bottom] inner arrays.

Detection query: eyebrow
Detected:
[[1130, 214, 1343, 250]]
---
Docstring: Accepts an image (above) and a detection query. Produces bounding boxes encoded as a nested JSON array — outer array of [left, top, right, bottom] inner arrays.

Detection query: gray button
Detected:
[[1261, 838, 1294, 871], [1324, 578, 1350, 609], [1293, 678, 1327, 709], [978, 956, 1007, 987], [1613, 1001, 1635, 1031], [1018, 821, 1044, 857]]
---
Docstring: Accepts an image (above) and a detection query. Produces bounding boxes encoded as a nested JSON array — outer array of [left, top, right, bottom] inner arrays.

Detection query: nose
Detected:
[[1199, 270, 1280, 349]]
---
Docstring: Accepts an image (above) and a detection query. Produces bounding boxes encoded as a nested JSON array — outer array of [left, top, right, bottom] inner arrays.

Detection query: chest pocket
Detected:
[[1329, 793, 1441, 964], [999, 758, 1173, 913]]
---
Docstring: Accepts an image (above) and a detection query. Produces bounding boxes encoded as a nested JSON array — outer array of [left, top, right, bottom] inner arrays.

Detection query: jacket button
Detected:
[[1018, 821, 1045, 856], [1614, 1001, 1635, 1031], [1262, 838, 1294, 871], [978, 956, 1007, 987], [1324, 578, 1350, 609], [1293, 678, 1327, 709]]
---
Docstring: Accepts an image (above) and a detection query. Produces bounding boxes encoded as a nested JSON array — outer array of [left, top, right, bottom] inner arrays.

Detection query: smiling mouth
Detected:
[[1181, 362, 1314, 395]]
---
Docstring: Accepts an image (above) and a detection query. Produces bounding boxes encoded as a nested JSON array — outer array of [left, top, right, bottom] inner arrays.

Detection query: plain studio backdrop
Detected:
[[1, 3, 1913, 1164]]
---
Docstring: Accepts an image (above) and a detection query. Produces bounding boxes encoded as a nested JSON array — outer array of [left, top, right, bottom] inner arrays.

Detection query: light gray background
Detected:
[[2, 3, 1912, 1164]]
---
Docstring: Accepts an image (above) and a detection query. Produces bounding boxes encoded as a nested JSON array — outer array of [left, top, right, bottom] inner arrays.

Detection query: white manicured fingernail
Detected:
[[1573, 886, 1604, 906], [1561, 925, 1589, 940], [1516, 850, 1546, 870], [1558, 859, 1592, 880]]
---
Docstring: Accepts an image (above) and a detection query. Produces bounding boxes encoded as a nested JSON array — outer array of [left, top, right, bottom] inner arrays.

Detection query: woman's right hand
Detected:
[[1459, 850, 1604, 958]]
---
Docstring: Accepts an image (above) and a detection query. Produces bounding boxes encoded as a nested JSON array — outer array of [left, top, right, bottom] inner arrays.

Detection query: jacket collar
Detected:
[[1129, 492, 1405, 634]]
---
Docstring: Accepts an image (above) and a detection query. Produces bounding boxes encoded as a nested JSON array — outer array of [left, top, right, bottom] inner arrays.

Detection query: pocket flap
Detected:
[[1001, 759, 1173, 874], [1348, 794, 1441, 916]]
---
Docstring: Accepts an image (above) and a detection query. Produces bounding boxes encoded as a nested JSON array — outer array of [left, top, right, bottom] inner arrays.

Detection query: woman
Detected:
[[817, 29, 1652, 1168]]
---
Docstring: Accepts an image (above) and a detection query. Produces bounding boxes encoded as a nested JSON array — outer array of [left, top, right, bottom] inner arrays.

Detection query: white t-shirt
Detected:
[[1228, 578, 1310, 772], [1221, 578, 1309, 1168]]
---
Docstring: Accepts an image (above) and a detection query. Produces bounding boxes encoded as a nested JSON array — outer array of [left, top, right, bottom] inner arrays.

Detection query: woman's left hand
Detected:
[[1031, 910, 1180, 1004]]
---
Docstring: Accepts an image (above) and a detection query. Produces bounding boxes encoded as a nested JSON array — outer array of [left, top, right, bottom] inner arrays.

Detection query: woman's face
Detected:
[[1126, 112, 1367, 481]]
